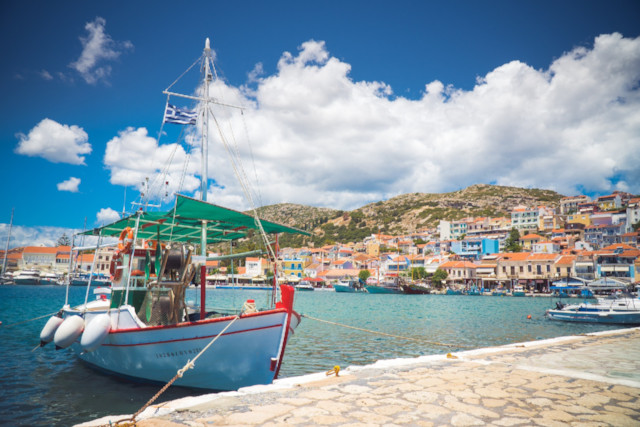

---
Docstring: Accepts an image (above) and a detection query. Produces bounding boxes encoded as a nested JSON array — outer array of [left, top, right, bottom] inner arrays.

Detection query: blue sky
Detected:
[[1, 0, 639, 247]]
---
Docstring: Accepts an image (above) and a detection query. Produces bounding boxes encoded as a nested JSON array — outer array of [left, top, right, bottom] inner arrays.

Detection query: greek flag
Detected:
[[164, 103, 197, 125]]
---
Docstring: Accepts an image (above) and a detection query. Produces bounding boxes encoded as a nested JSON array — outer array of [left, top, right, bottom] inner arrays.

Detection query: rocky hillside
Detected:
[[255, 184, 565, 246]]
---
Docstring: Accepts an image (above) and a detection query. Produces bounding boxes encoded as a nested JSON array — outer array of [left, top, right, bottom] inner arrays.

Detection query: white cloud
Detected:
[[103, 127, 199, 200], [96, 207, 121, 225], [0, 223, 114, 249], [15, 118, 91, 164], [57, 177, 81, 192], [40, 69, 53, 80], [0, 224, 77, 248], [69, 17, 133, 85], [104, 33, 640, 211]]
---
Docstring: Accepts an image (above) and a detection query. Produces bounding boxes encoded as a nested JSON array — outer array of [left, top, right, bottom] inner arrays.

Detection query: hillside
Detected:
[[254, 184, 565, 247]]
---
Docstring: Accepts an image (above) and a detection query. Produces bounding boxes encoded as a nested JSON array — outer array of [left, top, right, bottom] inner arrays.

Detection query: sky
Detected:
[[1, 0, 639, 248]]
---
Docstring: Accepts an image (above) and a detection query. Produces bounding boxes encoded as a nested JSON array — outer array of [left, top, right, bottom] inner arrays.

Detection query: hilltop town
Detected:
[[2, 187, 639, 292]]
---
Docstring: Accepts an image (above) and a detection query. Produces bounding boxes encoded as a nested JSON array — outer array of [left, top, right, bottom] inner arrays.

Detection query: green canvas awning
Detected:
[[80, 194, 309, 245]]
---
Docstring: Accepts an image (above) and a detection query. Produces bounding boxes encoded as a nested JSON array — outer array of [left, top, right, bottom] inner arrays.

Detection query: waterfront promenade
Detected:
[[83, 327, 640, 426]]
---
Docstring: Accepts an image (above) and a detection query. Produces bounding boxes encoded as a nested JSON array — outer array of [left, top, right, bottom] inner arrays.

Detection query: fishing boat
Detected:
[[512, 285, 526, 297], [400, 281, 431, 294], [465, 286, 482, 296], [365, 277, 403, 294], [333, 278, 366, 293], [545, 293, 640, 325], [38, 39, 309, 391]]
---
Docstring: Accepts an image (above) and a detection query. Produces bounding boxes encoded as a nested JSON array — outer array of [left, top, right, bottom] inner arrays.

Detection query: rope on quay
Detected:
[[1, 310, 61, 328], [107, 315, 241, 427], [301, 314, 473, 349]]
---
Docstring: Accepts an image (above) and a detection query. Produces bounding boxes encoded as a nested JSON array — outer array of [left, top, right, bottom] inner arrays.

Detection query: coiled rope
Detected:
[[108, 315, 240, 426], [301, 314, 473, 349]]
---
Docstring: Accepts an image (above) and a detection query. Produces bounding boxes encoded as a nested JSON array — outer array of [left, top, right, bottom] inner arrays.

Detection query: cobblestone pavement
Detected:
[[83, 328, 640, 427]]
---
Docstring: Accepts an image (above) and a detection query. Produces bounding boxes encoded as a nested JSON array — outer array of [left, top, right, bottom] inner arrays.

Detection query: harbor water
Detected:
[[0, 285, 628, 426]]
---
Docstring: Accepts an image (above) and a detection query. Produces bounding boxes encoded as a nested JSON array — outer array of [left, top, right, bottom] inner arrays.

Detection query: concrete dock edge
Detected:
[[79, 327, 640, 426]]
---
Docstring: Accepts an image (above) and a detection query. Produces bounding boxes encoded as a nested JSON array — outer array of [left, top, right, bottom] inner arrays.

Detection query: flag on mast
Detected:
[[164, 103, 197, 125]]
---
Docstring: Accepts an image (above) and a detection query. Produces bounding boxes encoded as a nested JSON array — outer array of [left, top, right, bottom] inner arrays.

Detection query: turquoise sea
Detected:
[[0, 285, 627, 426]]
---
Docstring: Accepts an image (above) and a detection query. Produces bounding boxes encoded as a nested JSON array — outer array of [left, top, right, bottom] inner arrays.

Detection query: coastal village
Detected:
[[3, 190, 639, 293]]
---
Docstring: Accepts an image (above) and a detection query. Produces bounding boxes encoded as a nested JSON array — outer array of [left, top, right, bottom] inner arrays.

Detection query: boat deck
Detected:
[[82, 327, 640, 426]]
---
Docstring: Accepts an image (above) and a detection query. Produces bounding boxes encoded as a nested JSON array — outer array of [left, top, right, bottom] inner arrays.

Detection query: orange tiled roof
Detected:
[[440, 261, 478, 269], [554, 255, 576, 265], [23, 246, 63, 254], [521, 234, 543, 240], [603, 243, 635, 251], [497, 252, 531, 261], [527, 253, 558, 261]]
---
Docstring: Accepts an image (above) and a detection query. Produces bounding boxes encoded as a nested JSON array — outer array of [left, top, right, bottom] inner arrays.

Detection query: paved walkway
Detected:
[[83, 328, 640, 426]]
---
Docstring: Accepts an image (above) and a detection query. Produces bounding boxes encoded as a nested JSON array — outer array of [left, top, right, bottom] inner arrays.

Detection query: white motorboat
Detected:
[[13, 270, 41, 285], [546, 293, 640, 325]]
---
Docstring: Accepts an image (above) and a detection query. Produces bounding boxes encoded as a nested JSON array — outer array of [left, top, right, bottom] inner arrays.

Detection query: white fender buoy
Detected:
[[80, 313, 111, 352], [54, 315, 85, 350], [40, 315, 64, 347]]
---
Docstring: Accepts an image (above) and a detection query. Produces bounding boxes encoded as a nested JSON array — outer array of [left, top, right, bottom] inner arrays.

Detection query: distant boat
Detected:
[[400, 281, 431, 295], [466, 286, 482, 296], [334, 278, 366, 293], [69, 273, 110, 287], [512, 285, 526, 297], [365, 278, 403, 294], [546, 293, 640, 325], [446, 287, 463, 295], [13, 270, 41, 285], [491, 287, 507, 296], [294, 282, 314, 291], [40, 272, 60, 286]]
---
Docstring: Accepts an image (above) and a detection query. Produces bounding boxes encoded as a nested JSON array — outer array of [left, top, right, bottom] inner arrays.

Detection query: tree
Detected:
[[358, 269, 371, 282], [409, 267, 427, 280], [432, 268, 448, 289], [57, 233, 71, 246], [633, 221, 640, 232], [504, 228, 522, 252]]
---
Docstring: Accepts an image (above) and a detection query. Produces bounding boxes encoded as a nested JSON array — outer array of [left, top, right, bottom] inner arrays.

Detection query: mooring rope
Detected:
[[1, 310, 60, 328], [108, 315, 241, 426], [301, 314, 473, 349]]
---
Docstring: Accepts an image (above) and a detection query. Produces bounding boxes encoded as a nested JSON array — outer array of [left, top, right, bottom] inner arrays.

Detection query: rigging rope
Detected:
[[207, 108, 279, 269], [301, 314, 474, 349]]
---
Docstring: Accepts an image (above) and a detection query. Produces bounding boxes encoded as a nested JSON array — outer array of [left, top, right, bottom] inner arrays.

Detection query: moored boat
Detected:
[[69, 273, 111, 287], [38, 38, 309, 391], [295, 281, 314, 291], [365, 277, 403, 294], [13, 270, 41, 285], [40, 272, 60, 286], [545, 293, 640, 325], [333, 278, 366, 293], [512, 285, 526, 297], [400, 281, 431, 294]]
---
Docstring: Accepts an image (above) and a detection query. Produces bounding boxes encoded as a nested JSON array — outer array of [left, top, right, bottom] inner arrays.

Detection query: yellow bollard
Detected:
[[326, 365, 340, 377]]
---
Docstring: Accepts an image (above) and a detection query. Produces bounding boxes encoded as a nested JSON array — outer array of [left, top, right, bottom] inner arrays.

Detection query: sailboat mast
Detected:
[[201, 38, 211, 203], [200, 38, 212, 319], [2, 208, 14, 275]]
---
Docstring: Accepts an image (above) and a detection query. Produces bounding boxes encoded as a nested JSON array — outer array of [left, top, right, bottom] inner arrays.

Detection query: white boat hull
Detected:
[[65, 306, 297, 390]]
